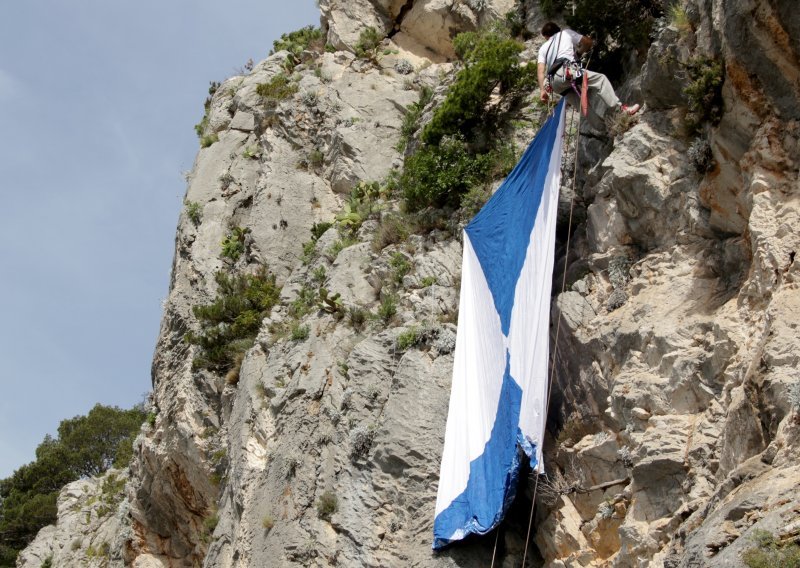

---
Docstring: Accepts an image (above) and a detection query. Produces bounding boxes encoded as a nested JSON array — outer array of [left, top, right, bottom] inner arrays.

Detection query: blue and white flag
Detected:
[[433, 99, 567, 549]]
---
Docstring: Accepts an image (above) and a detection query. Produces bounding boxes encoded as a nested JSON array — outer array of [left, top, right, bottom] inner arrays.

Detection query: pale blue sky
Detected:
[[0, 0, 319, 478]]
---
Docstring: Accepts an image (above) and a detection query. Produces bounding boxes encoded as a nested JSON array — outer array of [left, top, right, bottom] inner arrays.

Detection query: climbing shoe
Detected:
[[621, 104, 640, 116]]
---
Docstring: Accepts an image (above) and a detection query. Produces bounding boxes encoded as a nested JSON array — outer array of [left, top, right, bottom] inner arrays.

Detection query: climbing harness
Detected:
[[543, 31, 591, 117]]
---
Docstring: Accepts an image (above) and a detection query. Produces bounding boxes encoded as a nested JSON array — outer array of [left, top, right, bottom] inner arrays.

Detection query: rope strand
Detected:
[[520, 104, 581, 567], [490, 526, 500, 568]]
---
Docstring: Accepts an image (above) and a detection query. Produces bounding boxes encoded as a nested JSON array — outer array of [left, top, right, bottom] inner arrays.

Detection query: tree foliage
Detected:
[[185, 267, 280, 371], [402, 135, 509, 210], [539, 0, 664, 81], [399, 27, 528, 211], [355, 27, 382, 59], [270, 25, 324, 56], [0, 404, 146, 566], [683, 55, 724, 133], [422, 29, 534, 145]]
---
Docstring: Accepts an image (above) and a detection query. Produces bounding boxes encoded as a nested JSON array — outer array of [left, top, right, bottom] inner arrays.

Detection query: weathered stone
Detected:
[[17, 471, 129, 568], [23, 1, 800, 567], [229, 111, 255, 132]]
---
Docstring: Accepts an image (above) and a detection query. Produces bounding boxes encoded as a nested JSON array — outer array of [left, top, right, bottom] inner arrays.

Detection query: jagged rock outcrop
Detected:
[[18, 470, 130, 568], [536, 0, 800, 566], [320, 0, 516, 59], [19, 0, 800, 567]]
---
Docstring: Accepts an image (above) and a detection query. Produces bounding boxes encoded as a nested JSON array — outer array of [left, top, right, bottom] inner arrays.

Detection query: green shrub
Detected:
[[348, 307, 368, 331], [421, 276, 438, 287], [742, 529, 800, 568], [355, 27, 382, 59], [504, 8, 529, 39], [316, 491, 338, 520], [372, 213, 411, 252], [396, 328, 419, 351], [221, 226, 250, 262], [96, 472, 126, 517], [669, 4, 691, 35], [422, 29, 534, 145], [397, 86, 434, 152], [683, 55, 724, 133], [290, 284, 317, 319], [242, 145, 261, 159], [185, 267, 280, 371], [377, 295, 398, 325], [311, 265, 327, 285], [301, 240, 318, 265], [327, 236, 359, 260], [185, 201, 202, 226], [194, 81, 219, 142], [86, 543, 110, 559], [311, 221, 333, 241], [262, 515, 275, 530], [203, 512, 219, 533], [401, 135, 494, 210], [301, 222, 333, 265], [309, 149, 324, 168], [256, 73, 298, 103], [389, 252, 412, 286], [271, 25, 324, 56], [194, 115, 209, 138], [200, 133, 219, 148], [402, 132, 516, 211], [460, 184, 492, 220]]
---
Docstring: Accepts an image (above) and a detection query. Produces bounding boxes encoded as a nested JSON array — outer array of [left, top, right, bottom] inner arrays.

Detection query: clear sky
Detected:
[[0, 0, 319, 478]]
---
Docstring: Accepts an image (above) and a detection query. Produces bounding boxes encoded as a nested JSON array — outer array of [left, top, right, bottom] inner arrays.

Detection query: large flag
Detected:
[[433, 99, 567, 549]]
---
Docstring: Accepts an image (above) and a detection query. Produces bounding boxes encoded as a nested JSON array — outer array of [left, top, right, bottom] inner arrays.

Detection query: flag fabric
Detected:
[[433, 99, 567, 550]]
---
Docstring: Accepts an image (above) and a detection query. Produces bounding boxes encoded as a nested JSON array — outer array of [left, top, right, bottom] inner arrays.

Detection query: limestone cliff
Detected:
[[19, 0, 800, 567]]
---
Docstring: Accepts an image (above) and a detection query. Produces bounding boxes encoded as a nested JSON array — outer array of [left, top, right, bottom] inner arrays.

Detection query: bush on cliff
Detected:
[[401, 135, 493, 210], [355, 27, 382, 59], [185, 267, 280, 372], [256, 73, 298, 104], [742, 529, 800, 568], [401, 28, 527, 211], [683, 55, 724, 133], [270, 25, 324, 56], [421, 28, 535, 145]]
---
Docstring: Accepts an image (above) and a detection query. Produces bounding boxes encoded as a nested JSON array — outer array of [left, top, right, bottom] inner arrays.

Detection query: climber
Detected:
[[537, 22, 640, 129]]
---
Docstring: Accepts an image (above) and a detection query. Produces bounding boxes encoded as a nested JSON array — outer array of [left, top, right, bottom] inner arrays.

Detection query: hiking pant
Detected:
[[551, 68, 620, 129]]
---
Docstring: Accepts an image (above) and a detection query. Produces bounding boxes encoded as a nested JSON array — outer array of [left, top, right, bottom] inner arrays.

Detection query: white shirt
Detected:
[[537, 30, 582, 70]]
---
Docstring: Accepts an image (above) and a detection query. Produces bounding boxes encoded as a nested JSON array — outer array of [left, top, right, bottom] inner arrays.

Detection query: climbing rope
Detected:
[[519, 103, 582, 568], [490, 528, 500, 568]]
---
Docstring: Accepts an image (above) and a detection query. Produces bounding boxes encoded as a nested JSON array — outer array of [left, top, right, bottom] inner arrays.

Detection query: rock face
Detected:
[[20, 1, 800, 567], [536, 0, 800, 565], [320, 0, 516, 59], [17, 470, 130, 568]]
